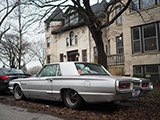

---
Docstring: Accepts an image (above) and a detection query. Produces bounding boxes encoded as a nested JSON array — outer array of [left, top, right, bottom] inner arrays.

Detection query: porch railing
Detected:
[[107, 53, 124, 65]]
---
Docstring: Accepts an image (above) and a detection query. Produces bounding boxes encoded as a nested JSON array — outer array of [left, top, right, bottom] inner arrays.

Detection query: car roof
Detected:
[[44, 62, 103, 76]]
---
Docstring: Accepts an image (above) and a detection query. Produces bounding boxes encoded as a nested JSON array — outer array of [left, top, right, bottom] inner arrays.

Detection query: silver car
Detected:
[[9, 62, 153, 109]]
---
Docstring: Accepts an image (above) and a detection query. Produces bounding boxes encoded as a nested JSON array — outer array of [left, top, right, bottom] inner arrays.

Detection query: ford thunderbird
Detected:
[[9, 62, 153, 109]]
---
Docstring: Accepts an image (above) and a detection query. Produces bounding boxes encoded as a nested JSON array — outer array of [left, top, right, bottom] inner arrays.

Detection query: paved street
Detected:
[[0, 103, 63, 120]]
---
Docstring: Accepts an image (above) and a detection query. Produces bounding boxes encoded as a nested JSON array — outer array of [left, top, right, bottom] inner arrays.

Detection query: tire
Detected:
[[13, 85, 25, 100], [62, 89, 83, 109]]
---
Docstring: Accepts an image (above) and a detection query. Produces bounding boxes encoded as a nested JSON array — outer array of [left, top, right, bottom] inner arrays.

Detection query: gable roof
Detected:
[[44, 7, 64, 23], [91, 0, 106, 16]]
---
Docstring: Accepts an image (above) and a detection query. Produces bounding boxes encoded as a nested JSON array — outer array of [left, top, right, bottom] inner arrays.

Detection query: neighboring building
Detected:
[[45, 0, 160, 83]]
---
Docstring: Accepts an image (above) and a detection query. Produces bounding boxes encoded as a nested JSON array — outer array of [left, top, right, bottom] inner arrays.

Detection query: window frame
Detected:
[[94, 47, 98, 63], [66, 37, 69, 46], [46, 23, 50, 32], [130, 0, 160, 11], [141, 0, 155, 9], [133, 64, 160, 82], [47, 37, 50, 48], [82, 49, 87, 62], [108, 40, 111, 55], [131, 22, 160, 54], [116, 35, 124, 54], [60, 54, 64, 62], [75, 35, 78, 45], [47, 55, 50, 64], [37, 64, 61, 77], [133, 65, 144, 77], [116, 6, 122, 24], [70, 31, 74, 46], [142, 23, 159, 52], [131, 27, 142, 53]]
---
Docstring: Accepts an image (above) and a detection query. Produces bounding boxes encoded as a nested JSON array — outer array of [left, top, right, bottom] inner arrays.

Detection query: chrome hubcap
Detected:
[[66, 90, 78, 106]]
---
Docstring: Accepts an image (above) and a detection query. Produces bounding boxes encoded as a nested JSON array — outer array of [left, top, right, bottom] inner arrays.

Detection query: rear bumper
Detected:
[[80, 88, 152, 103]]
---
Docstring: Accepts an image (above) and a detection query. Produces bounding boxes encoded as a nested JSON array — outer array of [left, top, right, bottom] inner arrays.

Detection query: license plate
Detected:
[[132, 90, 140, 97]]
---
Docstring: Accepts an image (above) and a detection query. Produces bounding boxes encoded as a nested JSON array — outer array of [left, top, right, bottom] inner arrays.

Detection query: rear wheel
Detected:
[[13, 85, 25, 100], [62, 89, 83, 109]]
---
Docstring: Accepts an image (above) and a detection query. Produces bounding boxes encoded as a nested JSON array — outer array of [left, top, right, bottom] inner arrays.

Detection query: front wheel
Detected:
[[13, 85, 25, 100], [62, 89, 84, 109]]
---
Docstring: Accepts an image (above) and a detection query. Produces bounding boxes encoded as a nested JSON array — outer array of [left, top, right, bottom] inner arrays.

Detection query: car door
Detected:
[[27, 65, 58, 100], [51, 64, 62, 101]]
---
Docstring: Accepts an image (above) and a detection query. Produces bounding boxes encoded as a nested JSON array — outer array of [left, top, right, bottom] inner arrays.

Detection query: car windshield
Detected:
[[75, 63, 110, 75], [2, 68, 24, 75]]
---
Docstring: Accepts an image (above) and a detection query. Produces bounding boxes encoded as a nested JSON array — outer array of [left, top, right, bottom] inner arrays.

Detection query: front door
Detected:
[[67, 50, 79, 61]]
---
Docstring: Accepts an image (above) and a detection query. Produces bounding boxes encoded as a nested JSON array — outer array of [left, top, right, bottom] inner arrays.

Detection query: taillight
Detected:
[[142, 83, 149, 87], [1, 75, 11, 79], [119, 83, 130, 89]]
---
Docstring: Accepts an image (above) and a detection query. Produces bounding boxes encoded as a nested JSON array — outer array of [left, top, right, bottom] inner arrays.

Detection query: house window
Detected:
[[66, 38, 69, 46], [116, 6, 122, 24], [47, 37, 50, 48], [70, 14, 74, 24], [47, 55, 50, 63], [60, 54, 63, 62], [70, 31, 74, 46], [141, 0, 155, 8], [145, 65, 160, 81], [82, 49, 87, 62], [130, 0, 139, 11], [132, 27, 141, 53], [94, 47, 98, 63], [116, 35, 124, 53], [131, 22, 159, 53], [46, 23, 50, 31], [133, 64, 160, 82], [142, 23, 158, 51], [130, 0, 159, 11], [106, 45, 108, 54], [75, 35, 78, 45], [108, 40, 111, 55], [133, 65, 143, 77]]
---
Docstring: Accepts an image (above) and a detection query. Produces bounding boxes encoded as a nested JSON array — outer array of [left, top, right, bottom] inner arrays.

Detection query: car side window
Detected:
[[0, 70, 3, 75], [57, 65, 61, 76], [38, 64, 61, 77]]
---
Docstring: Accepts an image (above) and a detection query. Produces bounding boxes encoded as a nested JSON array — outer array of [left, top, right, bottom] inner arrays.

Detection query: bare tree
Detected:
[[27, 0, 132, 68], [30, 40, 46, 67], [0, 0, 19, 40], [27, 66, 42, 75], [0, 33, 31, 69]]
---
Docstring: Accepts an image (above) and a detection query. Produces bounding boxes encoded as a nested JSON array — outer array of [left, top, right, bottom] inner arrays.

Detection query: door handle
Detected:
[[46, 78, 53, 82]]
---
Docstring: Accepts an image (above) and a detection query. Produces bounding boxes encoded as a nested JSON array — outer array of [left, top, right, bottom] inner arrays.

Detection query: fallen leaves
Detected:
[[0, 89, 160, 120]]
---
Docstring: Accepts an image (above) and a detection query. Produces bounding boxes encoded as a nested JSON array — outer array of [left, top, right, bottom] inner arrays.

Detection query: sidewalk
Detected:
[[0, 103, 64, 120]]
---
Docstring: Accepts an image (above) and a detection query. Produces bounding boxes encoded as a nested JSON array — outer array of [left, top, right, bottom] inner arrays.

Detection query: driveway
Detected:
[[0, 103, 63, 120]]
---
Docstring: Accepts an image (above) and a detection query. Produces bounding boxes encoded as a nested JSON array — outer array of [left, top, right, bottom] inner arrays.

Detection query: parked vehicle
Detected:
[[0, 68, 30, 92], [9, 62, 153, 109]]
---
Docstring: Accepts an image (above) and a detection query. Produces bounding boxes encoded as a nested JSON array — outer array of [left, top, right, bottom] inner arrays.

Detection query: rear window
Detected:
[[75, 63, 110, 75], [2, 68, 25, 75]]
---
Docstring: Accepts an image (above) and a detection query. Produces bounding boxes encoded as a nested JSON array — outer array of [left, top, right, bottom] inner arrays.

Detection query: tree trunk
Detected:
[[89, 27, 107, 69]]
